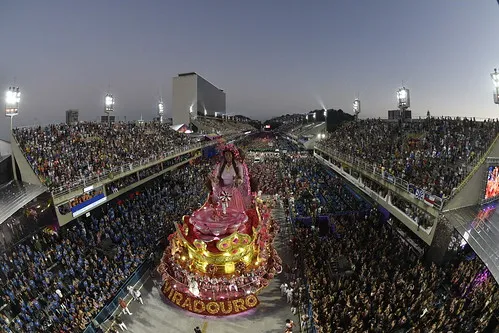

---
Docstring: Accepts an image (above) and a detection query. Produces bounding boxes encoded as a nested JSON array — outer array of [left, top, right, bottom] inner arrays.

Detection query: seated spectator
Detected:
[[318, 117, 499, 198], [14, 121, 198, 192]]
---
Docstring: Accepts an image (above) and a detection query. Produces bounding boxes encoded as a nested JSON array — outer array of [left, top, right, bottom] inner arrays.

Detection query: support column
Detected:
[[425, 216, 453, 265], [10, 117, 17, 180]]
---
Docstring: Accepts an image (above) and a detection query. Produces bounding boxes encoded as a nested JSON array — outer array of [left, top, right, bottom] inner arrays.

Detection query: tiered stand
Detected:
[[157, 196, 282, 316]]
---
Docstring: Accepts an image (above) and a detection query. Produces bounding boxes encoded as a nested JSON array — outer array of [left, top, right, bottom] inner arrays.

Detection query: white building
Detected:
[[172, 72, 226, 125]]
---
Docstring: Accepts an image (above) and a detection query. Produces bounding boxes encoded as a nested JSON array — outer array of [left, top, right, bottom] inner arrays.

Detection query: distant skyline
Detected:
[[1, 0, 499, 140]]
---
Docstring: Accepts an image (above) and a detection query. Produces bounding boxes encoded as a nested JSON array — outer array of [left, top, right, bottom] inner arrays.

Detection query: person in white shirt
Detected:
[[286, 288, 293, 304], [133, 288, 143, 304], [280, 283, 288, 296]]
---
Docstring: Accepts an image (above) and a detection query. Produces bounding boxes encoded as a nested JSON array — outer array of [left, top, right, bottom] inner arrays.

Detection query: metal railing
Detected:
[[12, 131, 245, 201], [49, 142, 210, 199], [48, 132, 242, 199], [83, 260, 152, 333], [315, 132, 499, 212], [11, 132, 226, 200], [314, 145, 446, 210]]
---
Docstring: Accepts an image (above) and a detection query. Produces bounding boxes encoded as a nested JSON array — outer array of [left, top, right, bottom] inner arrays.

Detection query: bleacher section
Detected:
[[317, 118, 499, 202], [13, 122, 199, 194], [192, 117, 256, 135], [9, 122, 251, 228]]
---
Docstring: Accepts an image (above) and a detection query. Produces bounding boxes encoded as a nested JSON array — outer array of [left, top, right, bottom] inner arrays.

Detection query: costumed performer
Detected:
[[208, 144, 250, 212]]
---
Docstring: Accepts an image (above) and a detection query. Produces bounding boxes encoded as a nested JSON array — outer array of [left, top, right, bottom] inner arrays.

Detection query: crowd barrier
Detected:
[[83, 260, 153, 333]]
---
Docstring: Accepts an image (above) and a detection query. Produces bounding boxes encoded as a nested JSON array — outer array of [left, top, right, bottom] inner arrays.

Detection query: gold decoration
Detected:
[[217, 232, 252, 252], [193, 239, 207, 251]]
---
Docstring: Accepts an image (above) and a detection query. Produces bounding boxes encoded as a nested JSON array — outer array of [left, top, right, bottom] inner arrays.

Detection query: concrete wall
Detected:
[[0, 140, 11, 156], [10, 134, 43, 185], [444, 135, 499, 211], [172, 74, 197, 125], [314, 152, 437, 245], [197, 76, 226, 116]]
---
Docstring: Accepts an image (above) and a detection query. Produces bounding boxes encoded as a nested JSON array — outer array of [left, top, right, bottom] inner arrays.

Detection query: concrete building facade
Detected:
[[172, 72, 226, 125], [65, 109, 79, 124]]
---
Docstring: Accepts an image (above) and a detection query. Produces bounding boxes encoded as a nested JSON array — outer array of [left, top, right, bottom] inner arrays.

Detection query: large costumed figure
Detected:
[[208, 144, 251, 212]]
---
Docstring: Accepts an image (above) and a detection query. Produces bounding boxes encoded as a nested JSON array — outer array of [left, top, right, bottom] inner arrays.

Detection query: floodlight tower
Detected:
[[158, 99, 165, 124], [492, 68, 499, 105], [5, 86, 21, 179], [104, 93, 114, 125], [396, 87, 410, 121], [353, 98, 361, 121]]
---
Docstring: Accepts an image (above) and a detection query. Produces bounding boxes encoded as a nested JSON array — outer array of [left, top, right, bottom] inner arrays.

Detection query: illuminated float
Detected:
[[157, 144, 282, 316]]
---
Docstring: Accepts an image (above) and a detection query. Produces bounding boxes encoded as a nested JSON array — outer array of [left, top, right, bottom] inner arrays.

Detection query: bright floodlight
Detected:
[[397, 87, 410, 109], [105, 95, 114, 106], [105, 93, 114, 113], [353, 99, 360, 113], [158, 101, 164, 115], [397, 89, 407, 99], [5, 87, 21, 117]]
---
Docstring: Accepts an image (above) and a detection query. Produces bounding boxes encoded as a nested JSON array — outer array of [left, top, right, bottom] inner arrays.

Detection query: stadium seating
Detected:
[[13, 122, 199, 193], [317, 118, 499, 198], [192, 117, 255, 135]]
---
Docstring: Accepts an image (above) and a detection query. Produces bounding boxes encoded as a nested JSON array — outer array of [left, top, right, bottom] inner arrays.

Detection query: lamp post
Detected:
[[353, 98, 361, 121], [492, 68, 499, 105], [5, 86, 20, 180], [158, 100, 164, 124], [396, 87, 410, 121], [105, 93, 114, 125]]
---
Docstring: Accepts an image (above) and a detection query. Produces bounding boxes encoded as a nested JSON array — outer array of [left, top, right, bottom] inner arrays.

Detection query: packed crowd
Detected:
[[238, 132, 300, 152], [0, 161, 211, 332], [193, 117, 255, 135], [318, 118, 499, 197], [390, 195, 433, 229], [251, 133, 498, 332], [287, 158, 370, 217], [2, 130, 498, 333], [13, 122, 199, 192], [294, 215, 498, 333]]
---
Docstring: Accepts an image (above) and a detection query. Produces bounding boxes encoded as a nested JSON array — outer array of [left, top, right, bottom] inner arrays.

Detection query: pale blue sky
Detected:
[[1, 0, 499, 139]]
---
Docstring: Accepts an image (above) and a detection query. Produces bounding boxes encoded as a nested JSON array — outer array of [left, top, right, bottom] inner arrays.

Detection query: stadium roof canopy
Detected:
[[0, 180, 47, 226], [446, 203, 499, 283]]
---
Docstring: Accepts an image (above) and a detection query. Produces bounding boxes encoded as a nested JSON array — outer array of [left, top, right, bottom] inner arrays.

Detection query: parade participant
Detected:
[[208, 144, 250, 212]]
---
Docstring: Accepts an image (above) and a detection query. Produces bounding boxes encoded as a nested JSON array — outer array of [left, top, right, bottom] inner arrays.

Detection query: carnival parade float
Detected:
[[157, 144, 282, 316]]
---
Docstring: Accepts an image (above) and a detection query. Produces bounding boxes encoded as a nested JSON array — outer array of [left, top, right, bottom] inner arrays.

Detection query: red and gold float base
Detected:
[[162, 279, 259, 316]]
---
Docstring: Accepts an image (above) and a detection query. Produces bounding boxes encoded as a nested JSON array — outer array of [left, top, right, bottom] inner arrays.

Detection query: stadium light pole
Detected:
[[492, 68, 499, 106], [5, 86, 21, 180], [396, 87, 410, 121], [158, 99, 164, 124], [105, 93, 114, 125], [353, 98, 361, 121]]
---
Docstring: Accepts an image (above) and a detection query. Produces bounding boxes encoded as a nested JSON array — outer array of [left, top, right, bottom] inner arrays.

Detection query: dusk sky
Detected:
[[1, 0, 499, 140]]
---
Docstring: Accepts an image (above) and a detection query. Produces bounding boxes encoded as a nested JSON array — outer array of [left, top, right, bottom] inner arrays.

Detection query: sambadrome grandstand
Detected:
[[0, 114, 498, 332]]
